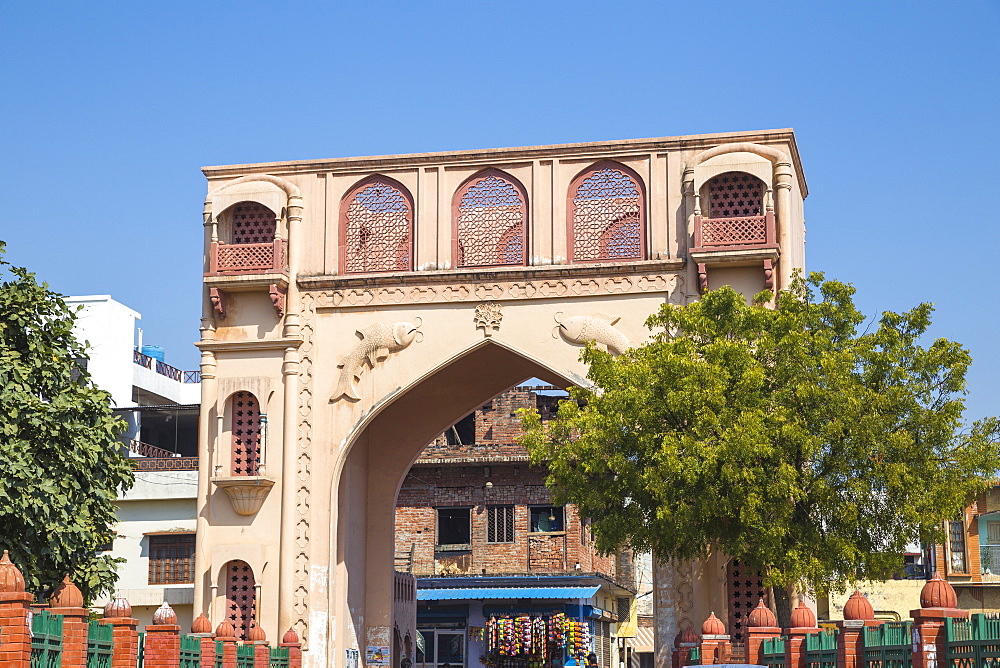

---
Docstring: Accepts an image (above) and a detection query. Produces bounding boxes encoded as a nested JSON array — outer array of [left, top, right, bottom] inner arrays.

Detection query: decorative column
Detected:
[[144, 602, 181, 668], [697, 613, 730, 664], [215, 621, 239, 668], [280, 627, 304, 668], [249, 625, 270, 667], [783, 600, 820, 668], [911, 572, 968, 668], [0, 551, 33, 665], [837, 591, 882, 668], [191, 613, 217, 665], [102, 595, 140, 668], [773, 161, 794, 291], [670, 627, 698, 668], [48, 575, 89, 667], [745, 599, 781, 666]]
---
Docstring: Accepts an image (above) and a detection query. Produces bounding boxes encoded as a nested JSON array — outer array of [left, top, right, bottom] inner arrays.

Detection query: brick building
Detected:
[[395, 387, 637, 668]]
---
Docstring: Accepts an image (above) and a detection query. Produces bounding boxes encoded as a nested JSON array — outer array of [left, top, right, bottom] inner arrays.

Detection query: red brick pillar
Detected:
[[281, 627, 303, 668], [697, 613, 729, 664], [745, 598, 781, 665], [190, 613, 216, 665], [101, 595, 140, 668], [911, 572, 968, 668], [837, 591, 882, 668], [783, 600, 819, 668], [248, 625, 269, 667], [49, 575, 89, 668], [144, 602, 182, 668], [215, 621, 238, 668], [0, 551, 33, 665]]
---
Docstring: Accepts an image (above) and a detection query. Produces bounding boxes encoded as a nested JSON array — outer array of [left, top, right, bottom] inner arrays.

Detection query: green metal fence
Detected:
[[863, 620, 912, 668], [137, 631, 145, 667], [237, 642, 256, 668], [30, 610, 63, 668], [685, 645, 700, 665], [215, 639, 225, 668], [86, 620, 114, 668], [945, 613, 1000, 667], [762, 636, 787, 668], [270, 645, 291, 668], [179, 634, 202, 668], [805, 628, 837, 668]]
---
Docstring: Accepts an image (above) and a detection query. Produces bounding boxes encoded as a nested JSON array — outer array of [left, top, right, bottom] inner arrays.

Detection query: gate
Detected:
[[30, 610, 63, 668], [86, 620, 114, 668]]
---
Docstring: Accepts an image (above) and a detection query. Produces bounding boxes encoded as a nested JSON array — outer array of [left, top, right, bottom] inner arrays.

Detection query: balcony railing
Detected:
[[128, 439, 179, 459], [693, 213, 776, 250], [208, 239, 287, 275], [981, 545, 1000, 575], [133, 350, 201, 384]]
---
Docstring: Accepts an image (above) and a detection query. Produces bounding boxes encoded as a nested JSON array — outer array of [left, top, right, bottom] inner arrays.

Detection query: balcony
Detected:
[[690, 212, 779, 293], [133, 350, 201, 384], [982, 545, 1000, 581], [207, 239, 287, 276]]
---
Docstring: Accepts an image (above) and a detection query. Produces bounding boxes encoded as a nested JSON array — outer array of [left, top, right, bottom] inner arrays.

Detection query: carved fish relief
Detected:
[[331, 320, 422, 402], [553, 313, 630, 356]]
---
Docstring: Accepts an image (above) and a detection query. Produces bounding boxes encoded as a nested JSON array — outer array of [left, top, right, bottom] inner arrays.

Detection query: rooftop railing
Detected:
[[133, 350, 201, 384]]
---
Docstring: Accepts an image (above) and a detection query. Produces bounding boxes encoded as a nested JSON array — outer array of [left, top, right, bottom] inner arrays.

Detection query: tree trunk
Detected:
[[770, 585, 794, 629]]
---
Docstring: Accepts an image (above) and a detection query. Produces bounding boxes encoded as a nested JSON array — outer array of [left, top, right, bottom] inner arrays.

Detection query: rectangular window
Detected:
[[148, 533, 196, 584], [949, 520, 968, 573], [437, 508, 471, 547], [530, 506, 565, 533], [487, 506, 514, 543]]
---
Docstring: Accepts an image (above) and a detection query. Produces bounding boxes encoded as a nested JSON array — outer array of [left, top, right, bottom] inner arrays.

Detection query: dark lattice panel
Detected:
[[231, 391, 261, 476], [457, 175, 525, 267], [225, 560, 257, 641], [726, 559, 766, 643], [707, 173, 764, 218], [230, 202, 277, 244], [573, 167, 642, 261], [344, 181, 413, 273], [148, 534, 196, 585], [487, 506, 514, 543]]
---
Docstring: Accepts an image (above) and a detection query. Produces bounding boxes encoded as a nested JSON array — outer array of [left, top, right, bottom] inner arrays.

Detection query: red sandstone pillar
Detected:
[[281, 627, 303, 668], [49, 575, 89, 668], [101, 595, 140, 668], [911, 572, 969, 668], [697, 613, 730, 664], [191, 613, 216, 665], [247, 625, 269, 667], [837, 591, 882, 668], [745, 598, 781, 665], [216, 621, 239, 668], [145, 602, 182, 668], [0, 551, 33, 665], [783, 600, 819, 668]]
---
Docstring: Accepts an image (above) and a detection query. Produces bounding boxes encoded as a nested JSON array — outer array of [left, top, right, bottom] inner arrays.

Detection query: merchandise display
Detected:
[[483, 612, 590, 668]]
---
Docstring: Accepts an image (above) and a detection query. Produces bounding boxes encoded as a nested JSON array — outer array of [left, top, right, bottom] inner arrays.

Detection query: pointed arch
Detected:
[[567, 160, 646, 262], [452, 168, 528, 268], [339, 175, 415, 274]]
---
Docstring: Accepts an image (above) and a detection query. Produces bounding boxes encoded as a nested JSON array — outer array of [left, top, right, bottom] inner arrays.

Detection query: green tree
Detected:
[[0, 242, 133, 602], [521, 274, 999, 611]]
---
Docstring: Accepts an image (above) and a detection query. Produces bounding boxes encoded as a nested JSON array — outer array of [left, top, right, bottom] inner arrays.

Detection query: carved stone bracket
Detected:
[[763, 259, 774, 291], [331, 320, 422, 402], [269, 284, 286, 317], [213, 476, 275, 515], [474, 302, 502, 337], [210, 288, 226, 318], [696, 263, 709, 294]]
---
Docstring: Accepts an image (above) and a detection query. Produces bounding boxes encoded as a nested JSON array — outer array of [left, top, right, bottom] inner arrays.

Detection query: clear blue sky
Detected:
[[2, 2, 997, 420]]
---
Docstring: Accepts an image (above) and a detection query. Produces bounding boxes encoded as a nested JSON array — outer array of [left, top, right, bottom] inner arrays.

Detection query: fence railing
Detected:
[[209, 239, 287, 276], [133, 350, 201, 384], [945, 613, 1000, 666], [805, 629, 837, 668], [31, 610, 63, 667], [237, 643, 256, 668], [269, 645, 290, 668], [762, 636, 787, 667], [86, 619, 114, 668], [128, 439, 179, 458], [179, 634, 202, 668], [863, 620, 912, 668]]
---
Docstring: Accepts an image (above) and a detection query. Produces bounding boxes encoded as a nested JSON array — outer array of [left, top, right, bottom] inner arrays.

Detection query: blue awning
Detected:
[[417, 586, 600, 601]]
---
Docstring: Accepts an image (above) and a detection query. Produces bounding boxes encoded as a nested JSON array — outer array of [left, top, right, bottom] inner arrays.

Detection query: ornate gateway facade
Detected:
[[193, 130, 808, 667]]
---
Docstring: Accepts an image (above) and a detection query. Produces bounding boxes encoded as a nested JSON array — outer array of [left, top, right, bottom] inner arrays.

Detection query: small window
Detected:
[[949, 520, 968, 573], [437, 508, 471, 547], [487, 506, 514, 543], [530, 506, 565, 533], [148, 534, 196, 584]]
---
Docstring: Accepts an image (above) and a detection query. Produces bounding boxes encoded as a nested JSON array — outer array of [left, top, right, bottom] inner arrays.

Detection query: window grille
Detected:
[[706, 172, 764, 218], [225, 560, 257, 641], [229, 202, 276, 244], [231, 391, 261, 476], [487, 506, 514, 543], [148, 534, 196, 585], [950, 520, 968, 572], [570, 164, 644, 262], [342, 179, 413, 273], [455, 172, 527, 267], [616, 596, 631, 623]]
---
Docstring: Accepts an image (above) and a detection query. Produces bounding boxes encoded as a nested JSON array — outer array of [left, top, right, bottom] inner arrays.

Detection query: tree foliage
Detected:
[[0, 242, 133, 602], [521, 274, 999, 594]]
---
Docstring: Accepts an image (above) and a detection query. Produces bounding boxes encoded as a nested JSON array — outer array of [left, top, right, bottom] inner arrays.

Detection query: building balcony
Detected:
[[691, 213, 778, 258], [207, 239, 287, 277], [982, 545, 1000, 581]]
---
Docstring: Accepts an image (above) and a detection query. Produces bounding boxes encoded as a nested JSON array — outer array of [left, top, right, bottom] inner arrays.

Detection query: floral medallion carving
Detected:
[[474, 302, 503, 337]]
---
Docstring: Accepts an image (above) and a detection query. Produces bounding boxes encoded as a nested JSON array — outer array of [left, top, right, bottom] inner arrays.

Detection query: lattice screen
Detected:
[[726, 559, 766, 643], [572, 167, 643, 261], [225, 560, 257, 640], [707, 172, 764, 218], [456, 174, 526, 267], [344, 180, 413, 273], [487, 506, 514, 543], [229, 202, 277, 244], [231, 391, 261, 476]]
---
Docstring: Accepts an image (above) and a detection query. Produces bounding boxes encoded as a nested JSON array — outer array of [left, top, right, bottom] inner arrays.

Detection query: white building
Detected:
[[68, 295, 200, 630]]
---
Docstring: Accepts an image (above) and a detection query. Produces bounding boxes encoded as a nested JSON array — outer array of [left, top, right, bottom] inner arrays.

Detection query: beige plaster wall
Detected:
[[825, 580, 925, 622]]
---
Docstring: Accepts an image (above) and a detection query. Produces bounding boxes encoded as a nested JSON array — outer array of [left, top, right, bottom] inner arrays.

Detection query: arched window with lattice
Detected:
[[213, 201, 284, 274], [453, 169, 528, 268], [229, 391, 262, 476], [224, 560, 257, 640], [699, 172, 768, 246], [568, 162, 645, 262], [340, 176, 414, 274]]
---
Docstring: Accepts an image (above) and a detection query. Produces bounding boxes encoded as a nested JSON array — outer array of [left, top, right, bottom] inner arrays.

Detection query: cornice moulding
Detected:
[[195, 338, 303, 353]]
